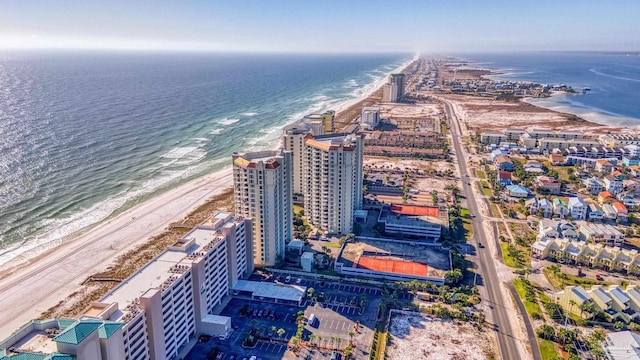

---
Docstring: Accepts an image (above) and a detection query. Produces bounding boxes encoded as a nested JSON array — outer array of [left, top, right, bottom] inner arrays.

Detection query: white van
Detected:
[[308, 313, 317, 327]]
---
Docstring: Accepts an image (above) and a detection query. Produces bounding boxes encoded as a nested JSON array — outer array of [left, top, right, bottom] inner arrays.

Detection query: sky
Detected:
[[1, 0, 639, 53]]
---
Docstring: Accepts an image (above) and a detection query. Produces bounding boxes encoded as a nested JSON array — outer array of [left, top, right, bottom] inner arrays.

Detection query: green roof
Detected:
[[47, 355, 74, 360], [53, 320, 102, 345], [97, 322, 123, 339], [0, 353, 47, 360]]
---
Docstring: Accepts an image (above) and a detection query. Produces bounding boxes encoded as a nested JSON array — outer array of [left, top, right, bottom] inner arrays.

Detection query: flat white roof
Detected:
[[233, 280, 306, 302], [202, 314, 231, 325], [102, 249, 188, 316]]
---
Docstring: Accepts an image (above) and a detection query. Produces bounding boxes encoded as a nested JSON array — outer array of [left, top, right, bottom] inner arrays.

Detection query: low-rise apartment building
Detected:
[[555, 285, 640, 324], [579, 223, 625, 246]]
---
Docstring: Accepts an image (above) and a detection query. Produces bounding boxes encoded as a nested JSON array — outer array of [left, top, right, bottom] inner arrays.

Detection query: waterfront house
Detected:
[[539, 219, 560, 239], [588, 203, 604, 221], [495, 156, 514, 171], [598, 191, 616, 205], [568, 196, 588, 220], [553, 198, 569, 218], [596, 159, 614, 173], [497, 171, 512, 186], [506, 185, 529, 198], [535, 175, 562, 195]]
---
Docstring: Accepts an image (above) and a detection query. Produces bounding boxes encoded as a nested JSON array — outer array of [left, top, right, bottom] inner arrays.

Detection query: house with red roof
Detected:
[[497, 171, 512, 186], [598, 191, 616, 205]]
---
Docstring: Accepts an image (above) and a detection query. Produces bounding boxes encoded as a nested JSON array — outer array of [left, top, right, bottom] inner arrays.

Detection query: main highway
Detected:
[[441, 98, 522, 360]]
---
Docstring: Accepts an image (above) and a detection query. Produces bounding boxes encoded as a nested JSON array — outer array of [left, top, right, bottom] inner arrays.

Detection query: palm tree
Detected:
[[348, 331, 355, 344], [277, 328, 286, 339]]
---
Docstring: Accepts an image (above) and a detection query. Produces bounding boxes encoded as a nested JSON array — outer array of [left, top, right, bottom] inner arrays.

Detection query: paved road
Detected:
[[441, 99, 522, 360]]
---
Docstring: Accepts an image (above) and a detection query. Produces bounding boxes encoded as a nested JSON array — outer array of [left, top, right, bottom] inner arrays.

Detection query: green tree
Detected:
[[444, 269, 464, 285], [536, 324, 556, 341], [277, 328, 285, 339]]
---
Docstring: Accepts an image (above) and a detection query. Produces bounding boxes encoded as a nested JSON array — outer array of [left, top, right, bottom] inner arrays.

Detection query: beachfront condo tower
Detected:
[[383, 73, 405, 102], [232, 149, 293, 267], [283, 122, 313, 204], [0, 212, 253, 360], [303, 133, 363, 235]]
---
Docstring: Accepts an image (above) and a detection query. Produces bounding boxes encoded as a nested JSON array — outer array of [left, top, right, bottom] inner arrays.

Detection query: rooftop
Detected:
[[379, 205, 448, 227], [233, 280, 306, 302], [356, 257, 428, 277]]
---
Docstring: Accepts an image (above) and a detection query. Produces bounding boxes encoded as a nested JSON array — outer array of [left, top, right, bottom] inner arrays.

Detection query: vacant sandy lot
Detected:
[[387, 312, 492, 360]]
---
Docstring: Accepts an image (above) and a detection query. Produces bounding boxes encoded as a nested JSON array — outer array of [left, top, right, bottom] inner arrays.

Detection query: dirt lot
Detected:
[[387, 311, 493, 360]]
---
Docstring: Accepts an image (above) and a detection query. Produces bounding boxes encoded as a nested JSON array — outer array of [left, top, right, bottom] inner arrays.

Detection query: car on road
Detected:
[[470, 214, 476, 218], [596, 274, 603, 281], [478, 242, 484, 248]]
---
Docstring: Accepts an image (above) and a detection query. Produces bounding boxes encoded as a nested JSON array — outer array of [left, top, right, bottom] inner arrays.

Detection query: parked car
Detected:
[[285, 275, 291, 283], [296, 278, 302, 285]]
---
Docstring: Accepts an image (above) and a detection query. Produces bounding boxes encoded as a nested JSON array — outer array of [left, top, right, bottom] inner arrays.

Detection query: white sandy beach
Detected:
[[0, 167, 233, 339], [0, 55, 417, 339]]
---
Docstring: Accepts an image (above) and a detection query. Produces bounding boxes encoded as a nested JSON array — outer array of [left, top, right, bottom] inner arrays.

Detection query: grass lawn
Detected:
[[501, 243, 521, 268], [480, 181, 492, 196], [543, 267, 610, 289], [476, 169, 486, 179], [538, 338, 559, 360], [459, 208, 474, 241], [513, 279, 543, 318], [324, 242, 342, 248]]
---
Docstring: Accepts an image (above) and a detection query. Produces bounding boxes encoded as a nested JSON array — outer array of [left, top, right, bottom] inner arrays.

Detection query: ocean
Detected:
[[0, 51, 412, 266], [456, 52, 640, 126]]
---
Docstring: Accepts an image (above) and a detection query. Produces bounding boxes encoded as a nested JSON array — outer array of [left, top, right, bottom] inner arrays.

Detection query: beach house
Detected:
[[583, 177, 604, 195], [598, 191, 616, 205], [526, 197, 553, 218], [555, 285, 640, 324], [506, 184, 529, 198], [612, 202, 628, 222], [595, 159, 614, 173], [497, 171, 512, 186], [588, 203, 604, 221], [495, 155, 514, 171], [567, 197, 587, 220], [603, 331, 640, 360], [552, 198, 569, 218], [549, 153, 566, 166], [604, 175, 624, 194], [535, 176, 562, 195]]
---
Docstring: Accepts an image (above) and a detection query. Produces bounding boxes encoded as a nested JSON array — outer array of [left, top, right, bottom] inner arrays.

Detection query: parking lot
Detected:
[[186, 276, 388, 360]]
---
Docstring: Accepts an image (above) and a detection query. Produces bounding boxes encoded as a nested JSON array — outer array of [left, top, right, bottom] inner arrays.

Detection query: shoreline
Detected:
[[0, 54, 417, 339], [458, 58, 640, 129], [437, 59, 638, 133]]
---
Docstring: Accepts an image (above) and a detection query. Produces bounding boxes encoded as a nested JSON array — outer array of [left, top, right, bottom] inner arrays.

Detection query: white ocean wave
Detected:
[[217, 118, 240, 126], [241, 112, 258, 116]]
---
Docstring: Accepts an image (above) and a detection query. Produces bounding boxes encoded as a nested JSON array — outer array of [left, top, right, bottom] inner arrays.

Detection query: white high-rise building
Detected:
[[361, 106, 381, 129], [283, 122, 312, 204], [382, 83, 398, 102], [74, 212, 251, 360], [303, 133, 363, 235], [233, 149, 292, 266]]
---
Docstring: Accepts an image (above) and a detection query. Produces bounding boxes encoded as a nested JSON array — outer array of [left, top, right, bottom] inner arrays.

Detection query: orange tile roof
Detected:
[[498, 171, 512, 179], [495, 155, 512, 163], [389, 204, 440, 217], [597, 159, 613, 166], [598, 191, 614, 199], [356, 256, 428, 277], [612, 202, 628, 212]]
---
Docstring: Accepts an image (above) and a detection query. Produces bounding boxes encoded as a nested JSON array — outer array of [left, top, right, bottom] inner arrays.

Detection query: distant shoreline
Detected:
[[440, 57, 639, 131]]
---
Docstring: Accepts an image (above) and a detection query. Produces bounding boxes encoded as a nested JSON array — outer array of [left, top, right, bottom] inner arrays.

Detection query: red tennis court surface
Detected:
[[389, 204, 439, 217], [356, 256, 428, 277]]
